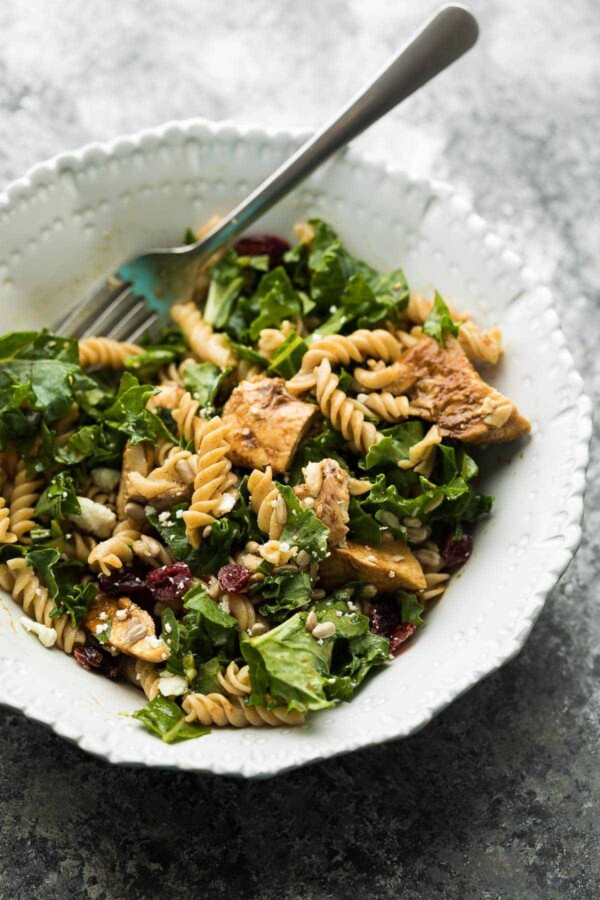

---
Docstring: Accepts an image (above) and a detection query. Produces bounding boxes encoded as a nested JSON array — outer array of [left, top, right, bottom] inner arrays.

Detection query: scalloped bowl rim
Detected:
[[0, 118, 592, 777]]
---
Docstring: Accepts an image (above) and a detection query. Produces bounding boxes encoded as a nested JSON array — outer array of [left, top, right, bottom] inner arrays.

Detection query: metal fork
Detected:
[[54, 5, 478, 342]]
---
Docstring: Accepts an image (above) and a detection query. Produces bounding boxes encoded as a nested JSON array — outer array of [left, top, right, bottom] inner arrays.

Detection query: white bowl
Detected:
[[0, 119, 591, 777]]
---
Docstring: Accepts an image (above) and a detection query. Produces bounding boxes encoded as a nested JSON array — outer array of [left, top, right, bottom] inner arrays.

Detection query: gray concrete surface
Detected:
[[0, 1, 598, 897]]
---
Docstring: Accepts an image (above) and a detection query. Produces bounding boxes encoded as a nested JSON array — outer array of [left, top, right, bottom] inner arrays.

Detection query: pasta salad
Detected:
[[0, 219, 530, 742]]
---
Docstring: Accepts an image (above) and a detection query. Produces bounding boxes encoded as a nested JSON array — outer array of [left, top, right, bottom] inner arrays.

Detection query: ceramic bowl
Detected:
[[0, 119, 591, 776]]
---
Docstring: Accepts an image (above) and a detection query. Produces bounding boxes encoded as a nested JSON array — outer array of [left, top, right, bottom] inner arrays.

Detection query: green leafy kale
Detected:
[[34, 471, 81, 520], [183, 362, 232, 413], [50, 581, 97, 626], [247, 267, 304, 340], [276, 484, 329, 563], [307, 219, 409, 331], [422, 291, 460, 345], [399, 591, 425, 626], [132, 695, 210, 743], [103, 372, 173, 444], [204, 250, 270, 329], [241, 595, 389, 712], [257, 571, 312, 621], [267, 332, 309, 379], [161, 585, 238, 676], [363, 421, 425, 470]]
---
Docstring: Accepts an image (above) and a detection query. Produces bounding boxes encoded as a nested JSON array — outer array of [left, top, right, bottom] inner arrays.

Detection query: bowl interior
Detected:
[[0, 121, 589, 775]]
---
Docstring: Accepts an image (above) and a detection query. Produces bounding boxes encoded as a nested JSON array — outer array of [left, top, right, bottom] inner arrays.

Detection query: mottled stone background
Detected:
[[0, 1, 598, 897]]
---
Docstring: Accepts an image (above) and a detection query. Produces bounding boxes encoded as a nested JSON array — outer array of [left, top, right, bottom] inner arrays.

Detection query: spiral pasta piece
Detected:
[[247, 467, 287, 540], [88, 519, 141, 575], [458, 320, 503, 365], [79, 337, 143, 369], [217, 661, 252, 696], [184, 417, 232, 548], [353, 361, 408, 392], [356, 392, 411, 422], [172, 391, 209, 452], [64, 530, 98, 565], [0, 559, 85, 653], [286, 329, 404, 394], [125, 658, 161, 701], [222, 593, 270, 635], [397, 424, 441, 477], [9, 460, 43, 543], [0, 497, 17, 544], [171, 302, 235, 369], [131, 535, 174, 568], [258, 320, 293, 359], [314, 359, 382, 456], [128, 448, 198, 501], [182, 692, 305, 728]]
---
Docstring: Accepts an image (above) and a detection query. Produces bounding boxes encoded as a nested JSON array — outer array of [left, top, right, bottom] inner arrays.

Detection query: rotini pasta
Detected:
[[217, 661, 252, 696], [0, 497, 17, 544], [183, 417, 232, 548], [88, 519, 141, 575], [182, 692, 305, 728], [397, 424, 441, 477], [221, 592, 270, 635], [286, 328, 404, 394], [248, 467, 287, 539], [356, 391, 411, 422], [0, 559, 85, 653], [125, 657, 161, 701], [172, 391, 209, 451], [9, 460, 43, 544], [79, 336, 142, 369], [314, 359, 382, 455], [171, 301, 235, 369]]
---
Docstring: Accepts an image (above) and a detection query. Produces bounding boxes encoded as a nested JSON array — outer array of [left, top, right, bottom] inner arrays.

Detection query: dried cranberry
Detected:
[[442, 530, 474, 569], [74, 646, 122, 679], [218, 564, 252, 594], [146, 562, 193, 604], [99, 561, 152, 604], [234, 234, 290, 267], [74, 646, 104, 671], [389, 623, 416, 655], [370, 598, 401, 637]]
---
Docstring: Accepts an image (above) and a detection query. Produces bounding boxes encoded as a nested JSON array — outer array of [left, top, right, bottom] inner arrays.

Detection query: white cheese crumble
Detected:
[[20, 617, 57, 648], [91, 467, 121, 492], [158, 673, 188, 697], [69, 497, 116, 538]]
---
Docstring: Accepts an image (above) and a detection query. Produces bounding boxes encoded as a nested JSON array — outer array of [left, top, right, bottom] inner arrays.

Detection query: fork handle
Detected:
[[187, 4, 478, 257]]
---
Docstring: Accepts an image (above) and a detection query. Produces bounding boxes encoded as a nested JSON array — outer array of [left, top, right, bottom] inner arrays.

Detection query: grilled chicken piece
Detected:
[[85, 596, 169, 663], [116, 441, 154, 521], [221, 376, 321, 473], [318, 539, 426, 593], [294, 459, 350, 547], [385, 335, 529, 444]]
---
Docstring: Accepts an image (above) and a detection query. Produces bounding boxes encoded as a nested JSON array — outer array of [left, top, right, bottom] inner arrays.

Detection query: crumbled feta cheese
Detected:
[[335, 610, 343, 617], [164, 622, 172, 634], [158, 673, 188, 697], [95, 623, 110, 636], [147, 636, 163, 648], [20, 617, 57, 648], [145, 505, 157, 517], [69, 496, 116, 538], [158, 510, 171, 524], [115, 609, 128, 620], [98, 611, 108, 621], [91, 467, 121, 493], [175, 509, 185, 519]]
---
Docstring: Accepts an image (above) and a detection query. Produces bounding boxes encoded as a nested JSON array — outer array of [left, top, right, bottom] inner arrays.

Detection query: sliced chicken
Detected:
[[318, 539, 426, 593], [85, 595, 169, 663], [384, 336, 530, 444], [294, 459, 349, 547], [221, 376, 321, 473]]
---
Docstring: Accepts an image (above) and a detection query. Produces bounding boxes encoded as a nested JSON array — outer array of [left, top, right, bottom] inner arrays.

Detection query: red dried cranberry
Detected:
[[234, 234, 290, 267], [74, 646, 104, 671], [74, 646, 122, 679], [370, 598, 401, 637], [218, 564, 252, 594], [146, 562, 193, 604], [442, 531, 474, 569], [389, 623, 416, 655], [99, 562, 153, 604]]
